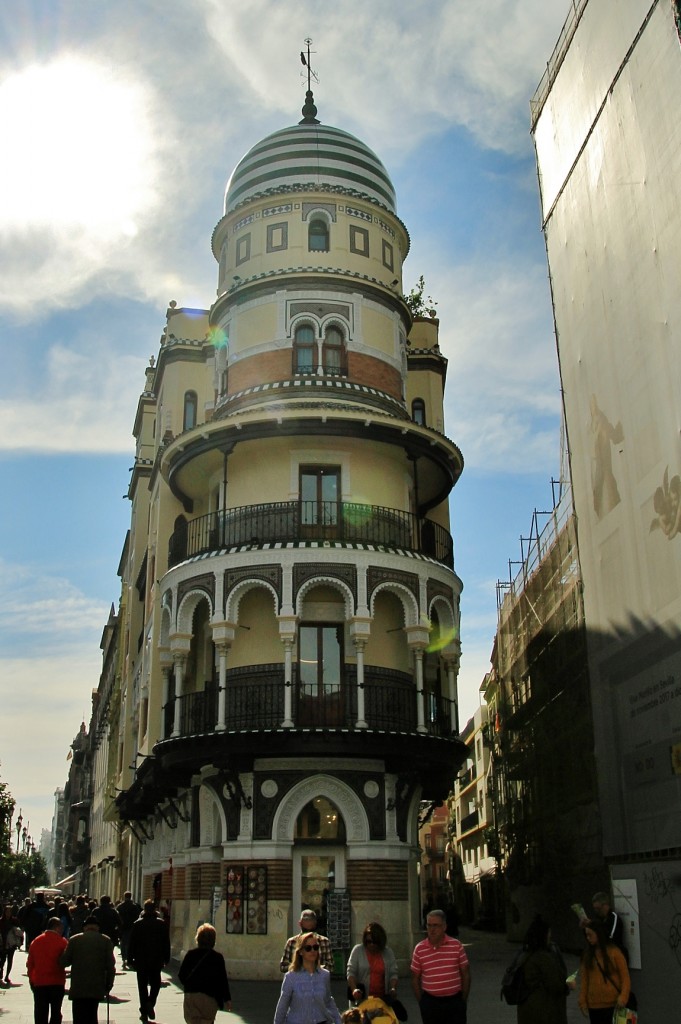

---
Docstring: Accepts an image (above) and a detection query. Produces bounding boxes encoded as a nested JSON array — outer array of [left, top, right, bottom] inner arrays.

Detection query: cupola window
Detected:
[[294, 325, 316, 374], [309, 218, 329, 252], [322, 326, 346, 376], [183, 391, 198, 430]]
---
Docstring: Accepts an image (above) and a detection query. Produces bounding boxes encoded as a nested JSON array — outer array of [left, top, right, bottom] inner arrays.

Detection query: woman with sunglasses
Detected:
[[347, 922, 399, 1003], [274, 933, 342, 1024]]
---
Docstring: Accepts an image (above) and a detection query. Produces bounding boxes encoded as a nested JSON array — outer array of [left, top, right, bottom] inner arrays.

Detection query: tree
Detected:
[[0, 765, 48, 897], [405, 275, 438, 318]]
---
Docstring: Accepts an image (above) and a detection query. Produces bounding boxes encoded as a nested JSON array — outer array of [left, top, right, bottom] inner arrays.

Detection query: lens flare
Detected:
[[426, 622, 459, 654], [209, 326, 228, 350]]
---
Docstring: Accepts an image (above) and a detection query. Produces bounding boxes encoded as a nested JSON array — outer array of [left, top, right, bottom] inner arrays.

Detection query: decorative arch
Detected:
[[272, 774, 369, 844], [295, 575, 355, 619], [225, 578, 280, 623], [369, 581, 419, 627], [427, 595, 458, 641], [198, 781, 227, 847], [176, 589, 214, 635], [159, 604, 172, 648]]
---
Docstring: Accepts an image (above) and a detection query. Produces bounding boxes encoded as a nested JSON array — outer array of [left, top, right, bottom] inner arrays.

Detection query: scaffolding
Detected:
[[489, 480, 607, 944]]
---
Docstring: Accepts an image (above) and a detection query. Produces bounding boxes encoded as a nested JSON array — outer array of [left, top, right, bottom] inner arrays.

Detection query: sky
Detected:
[[0, 0, 571, 848]]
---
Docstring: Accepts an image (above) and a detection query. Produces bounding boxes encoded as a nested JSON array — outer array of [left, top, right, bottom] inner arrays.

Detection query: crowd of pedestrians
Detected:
[[0, 887, 634, 1024]]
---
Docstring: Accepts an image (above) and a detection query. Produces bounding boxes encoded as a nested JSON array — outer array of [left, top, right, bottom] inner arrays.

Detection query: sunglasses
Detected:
[[303, 943, 320, 952]]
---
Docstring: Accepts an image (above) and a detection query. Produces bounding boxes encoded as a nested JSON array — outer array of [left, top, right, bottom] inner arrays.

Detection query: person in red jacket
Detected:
[[27, 917, 68, 1024]]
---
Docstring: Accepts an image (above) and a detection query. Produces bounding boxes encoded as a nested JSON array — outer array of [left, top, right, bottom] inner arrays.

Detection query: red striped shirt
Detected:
[[410, 934, 468, 996]]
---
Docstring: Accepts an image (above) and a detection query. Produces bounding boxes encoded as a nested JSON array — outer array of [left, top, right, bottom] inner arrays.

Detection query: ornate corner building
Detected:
[[112, 91, 467, 977]]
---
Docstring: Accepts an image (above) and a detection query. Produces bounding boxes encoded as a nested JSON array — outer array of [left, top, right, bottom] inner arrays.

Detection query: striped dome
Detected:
[[224, 122, 396, 214]]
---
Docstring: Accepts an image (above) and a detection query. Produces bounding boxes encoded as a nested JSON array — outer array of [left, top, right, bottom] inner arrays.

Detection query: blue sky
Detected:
[[0, 0, 570, 846]]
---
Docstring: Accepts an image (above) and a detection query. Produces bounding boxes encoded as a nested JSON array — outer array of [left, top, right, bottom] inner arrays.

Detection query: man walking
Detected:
[[27, 916, 68, 1024], [411, 909, 470, 1024], [280, 908, 333, 973], [59, 915, 115, 1024], [116, 891, 142, 969], [127, 899, 170, 1022]]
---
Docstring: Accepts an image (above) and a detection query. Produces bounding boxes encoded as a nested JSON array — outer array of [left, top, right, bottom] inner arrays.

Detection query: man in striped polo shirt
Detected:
[[411, 910, 470, 1024]]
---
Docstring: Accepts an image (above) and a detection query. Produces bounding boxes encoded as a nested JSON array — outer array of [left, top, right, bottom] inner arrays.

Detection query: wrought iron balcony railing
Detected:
[[168, 501, 453, 568], [160, 666, 458, 741]]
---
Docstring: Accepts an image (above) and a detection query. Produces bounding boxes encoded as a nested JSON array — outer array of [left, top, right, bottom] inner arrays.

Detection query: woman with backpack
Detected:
[[516, 915, 568, 1023], [578, 919, 630, 1022]]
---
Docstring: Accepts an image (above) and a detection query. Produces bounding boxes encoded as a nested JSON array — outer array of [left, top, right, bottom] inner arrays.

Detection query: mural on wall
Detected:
[[650, 466, 681, 539], [590, 394, 624, 520]]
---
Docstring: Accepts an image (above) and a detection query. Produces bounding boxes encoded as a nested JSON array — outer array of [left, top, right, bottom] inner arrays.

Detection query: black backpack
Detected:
[[500, 949, 530, 1005]]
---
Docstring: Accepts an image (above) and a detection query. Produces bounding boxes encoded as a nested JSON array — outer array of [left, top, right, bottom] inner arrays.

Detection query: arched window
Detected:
[[322, 326, 346, 376], [308, 218, 329, 252], [412, 398, 426, 425], [294, 325, 316, 373], [183, 391, 198, 430]]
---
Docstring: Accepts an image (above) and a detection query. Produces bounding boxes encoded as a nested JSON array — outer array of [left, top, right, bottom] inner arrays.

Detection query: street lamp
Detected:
[[15, 810, 23, 853], [21, 826, 27, 853]]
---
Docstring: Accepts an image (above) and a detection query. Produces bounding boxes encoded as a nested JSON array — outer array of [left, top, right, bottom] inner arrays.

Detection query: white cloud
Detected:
[[417, 255, 561, 471], [0, 342, 147, 453], [0, 561, 110, 839], [200, 0, 568, 157], [0, 560, 110, 644]]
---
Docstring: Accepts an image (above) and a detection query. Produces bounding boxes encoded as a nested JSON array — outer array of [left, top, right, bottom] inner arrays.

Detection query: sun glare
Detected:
[[0, 57, 158, 236]]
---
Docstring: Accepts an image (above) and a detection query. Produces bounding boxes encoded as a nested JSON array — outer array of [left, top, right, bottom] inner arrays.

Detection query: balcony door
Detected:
[[300, 466, 340, 539], [297, 624, 343, 726]]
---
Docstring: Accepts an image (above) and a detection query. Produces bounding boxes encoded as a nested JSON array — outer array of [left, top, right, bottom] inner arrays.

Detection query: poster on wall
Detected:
[[246, 865, 267, 934], [613, 878, 641, 970], [225, 865, 243, 934]]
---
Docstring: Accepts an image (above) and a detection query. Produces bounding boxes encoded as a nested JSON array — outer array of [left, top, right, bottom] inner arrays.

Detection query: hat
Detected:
[[300, 909, 317, 919]]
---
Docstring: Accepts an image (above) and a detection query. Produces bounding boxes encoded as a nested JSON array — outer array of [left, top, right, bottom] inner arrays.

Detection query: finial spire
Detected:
[[299, 37, 320, 124]]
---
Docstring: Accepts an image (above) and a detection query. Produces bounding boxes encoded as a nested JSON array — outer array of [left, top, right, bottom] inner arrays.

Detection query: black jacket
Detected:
[[179, 947, 231, 1007], [127, 912, 171, 970]]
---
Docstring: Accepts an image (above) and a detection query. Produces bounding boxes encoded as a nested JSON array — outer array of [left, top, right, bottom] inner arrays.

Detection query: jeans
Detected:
[[33, 984, 65, 1024]]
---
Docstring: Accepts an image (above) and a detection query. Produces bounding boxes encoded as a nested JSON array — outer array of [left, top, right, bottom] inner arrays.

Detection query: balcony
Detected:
[[162, 666, 455, 738], [168, 501, 453, 568], [460, 808, 480, 834], [115, 666, 468, 820]]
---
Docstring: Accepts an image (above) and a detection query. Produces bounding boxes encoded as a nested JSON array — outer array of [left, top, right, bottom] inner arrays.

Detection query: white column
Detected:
[[413, 648, 427, 734], [172, 655, 186, 737], [354, 639, 368, 729], [216, 643, 229, 731], [282, 637, 294, 727], [445, 658, 459, 733]]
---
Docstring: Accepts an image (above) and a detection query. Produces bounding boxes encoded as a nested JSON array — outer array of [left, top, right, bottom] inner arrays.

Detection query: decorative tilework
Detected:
[[346, 206, 373, 223]]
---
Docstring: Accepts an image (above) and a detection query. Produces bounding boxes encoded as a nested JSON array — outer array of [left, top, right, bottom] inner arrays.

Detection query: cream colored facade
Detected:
[[532, 0, 681, 1009], [109, 100, 466, 978]]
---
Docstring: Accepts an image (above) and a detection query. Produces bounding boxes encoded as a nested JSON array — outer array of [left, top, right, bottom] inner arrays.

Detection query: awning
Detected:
[[53, 872, 79, 888]]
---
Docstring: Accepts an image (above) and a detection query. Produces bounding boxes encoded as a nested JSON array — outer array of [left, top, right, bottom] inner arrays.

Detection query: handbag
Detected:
[[596, 958, 637, 1012]]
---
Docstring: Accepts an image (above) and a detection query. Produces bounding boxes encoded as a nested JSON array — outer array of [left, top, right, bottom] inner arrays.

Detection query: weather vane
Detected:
[[299, 37, 320, 124], [300, 37, 319, 92]]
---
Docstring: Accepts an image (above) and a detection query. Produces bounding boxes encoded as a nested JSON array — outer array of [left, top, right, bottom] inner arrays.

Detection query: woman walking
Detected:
[[578, 920, 630, 1022], [274, 932, 341, 1024], [178, 924, 232, 1024], [347, 922, 399, 1002], [0, 903, 23, 985], [516, 915, 568, 1024]]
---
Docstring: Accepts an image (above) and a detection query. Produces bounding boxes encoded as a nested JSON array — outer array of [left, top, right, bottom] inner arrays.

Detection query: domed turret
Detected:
[[224, 121, 397, 214]]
